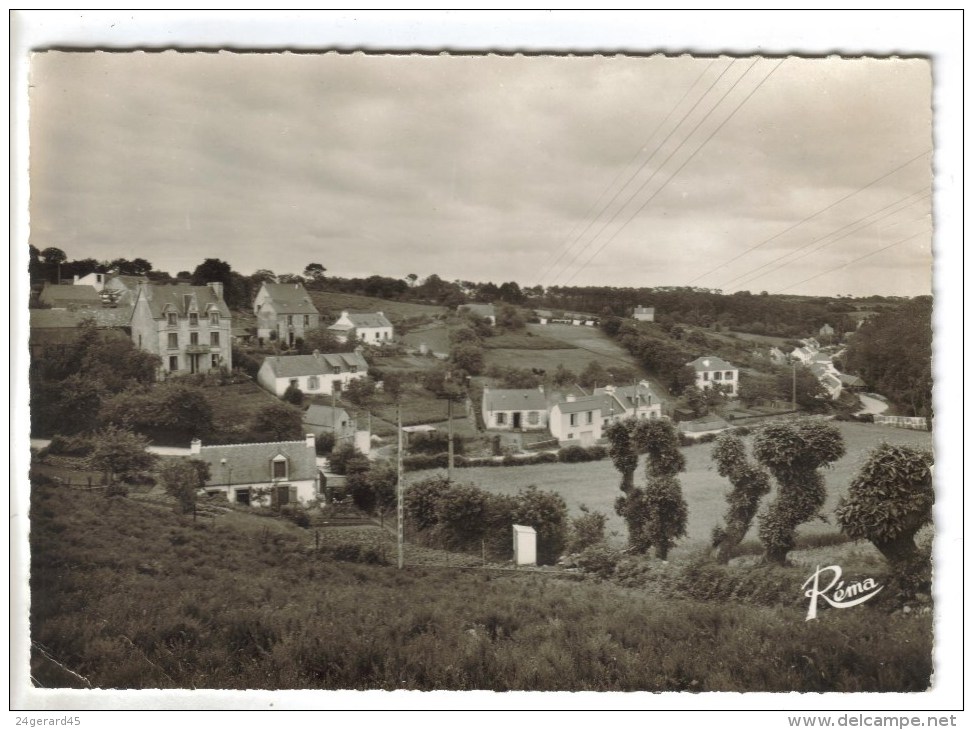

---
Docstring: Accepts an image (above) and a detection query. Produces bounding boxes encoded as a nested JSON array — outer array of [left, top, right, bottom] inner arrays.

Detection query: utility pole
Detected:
[[447, 396, 454, 482], [792, 361, 797, 411], [396, 402, 404, 570]]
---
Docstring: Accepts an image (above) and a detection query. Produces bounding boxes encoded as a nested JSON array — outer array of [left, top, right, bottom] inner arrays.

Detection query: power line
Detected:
[[560, 57, 783, 288], [720, 188, 931, 290], [534, 59, 720, 286], [772, 230, 928, 294], [685, 148, 931, 286], [544, 58, 743, 287]]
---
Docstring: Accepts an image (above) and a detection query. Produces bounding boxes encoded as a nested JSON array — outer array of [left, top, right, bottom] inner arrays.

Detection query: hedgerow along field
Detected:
[[29, 476, 931, 691], [406, 421, 934, 560]]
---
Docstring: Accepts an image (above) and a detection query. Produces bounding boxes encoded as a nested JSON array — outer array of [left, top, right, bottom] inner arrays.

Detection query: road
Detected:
[[30, 438, 191, 456], [856, 393, 889, 416]]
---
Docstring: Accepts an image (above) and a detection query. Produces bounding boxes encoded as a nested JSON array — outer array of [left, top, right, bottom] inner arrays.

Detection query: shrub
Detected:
[[47, 434, 94, 456], [280, 504, 312, 529], [315, 432, 336, 456], [511, 486, 568, 565], [282, 383, 304, 406], [557, 445, 606, 463], [567, 505, 608, 553], [408, 431, 465, 456], [576, 543, 622, 578]]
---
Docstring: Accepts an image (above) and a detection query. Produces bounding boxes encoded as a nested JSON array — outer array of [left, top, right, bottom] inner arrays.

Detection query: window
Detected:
[[724, 371, 734, 380], [585, 411, 593, 425], [287, 315, 293, 325], [168, 333, 178, 349], [569, 413, 578, 426], [308, 376, 319, 391], [603, 419, 609, 426], [189, 312, 198, 326], [702, 372, 709, 381], [567, 433, 574, 440], [375, 331, 380, 340], [303, 315, 309, 327], [349, 366, 358, 373], [210, 332, 220, 347], [528, 411, 539, 425], [168, 355, 179, 371], [167, 312, 177, 327], [190, 332, 199, 346], [211, 354, 220, 369], [235, 489, 251, 506], [272, 457, 287, 480], [714, 371, 722, 381], [210, 311, 220, 326], [332, 366, 342, 375], [496, 413, 506, 426]]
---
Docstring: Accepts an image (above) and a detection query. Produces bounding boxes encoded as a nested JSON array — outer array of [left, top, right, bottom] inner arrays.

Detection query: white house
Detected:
[[768, 346, 788, 365], [481, 387, 549, 431], [549, 392, 627, 446], [819, 323, 835, 337], [791, 346, 815, 365], [191, 434, 321, 507], [633, 306, 655, 322], [593, 380, 663, 420], [328, 311, 394, 345], [257, 350, 369, 397], [687, 356, 739, 397]]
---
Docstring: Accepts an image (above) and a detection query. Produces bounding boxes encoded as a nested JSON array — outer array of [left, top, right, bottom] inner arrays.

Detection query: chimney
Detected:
[[377, 311, 383, 318], [208, 281, 224, 300], [190, 438, 202, 455], [306, 433, 316, 449], [604, 384, 615, 394], [73, 275, 79, 284]]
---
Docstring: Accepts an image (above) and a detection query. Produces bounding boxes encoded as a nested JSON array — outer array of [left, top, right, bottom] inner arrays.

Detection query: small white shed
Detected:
[[512, 524, 537, 566]]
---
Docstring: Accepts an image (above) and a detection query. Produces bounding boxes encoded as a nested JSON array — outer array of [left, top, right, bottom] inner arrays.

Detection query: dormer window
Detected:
[[271, 455, 287, 480], [189, 312, 199, 327], [209, 311, 220, 326], [167, 312, 178, 327]]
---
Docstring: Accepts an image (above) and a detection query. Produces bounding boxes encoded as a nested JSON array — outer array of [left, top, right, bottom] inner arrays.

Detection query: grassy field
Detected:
[[399, 323, 453, 353], [28, 475, 932, 691], [199, 381, 282, 441], [407, 421, 934, 559], [308, 291, 446, 322]]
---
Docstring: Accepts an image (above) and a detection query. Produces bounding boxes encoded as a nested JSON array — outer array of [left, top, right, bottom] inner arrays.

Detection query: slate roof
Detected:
[[329, 312, 393, 330], [303, 404, 351, 430], [261, 351, 369, 379], [633, 306, 655, 315], [482, 388, 548, 412], [838, 373, 866, 387], [688, 356, 737, 372], [108, 275, 147, 291], [30, 307, 133, 329], [195, 440, 318, 487], [139, 283, 231, 320], [596, 382, 660, 409], [39, 284, 101, 307], [260, 282, 318, 315], [553, 393, 626, 416]]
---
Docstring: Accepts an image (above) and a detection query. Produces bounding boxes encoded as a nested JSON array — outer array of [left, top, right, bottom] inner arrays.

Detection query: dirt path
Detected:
[[856, 393, 889, 416]]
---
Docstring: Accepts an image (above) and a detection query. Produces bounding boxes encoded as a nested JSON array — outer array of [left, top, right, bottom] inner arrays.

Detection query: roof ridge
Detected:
[[199, 439, 309, 449]]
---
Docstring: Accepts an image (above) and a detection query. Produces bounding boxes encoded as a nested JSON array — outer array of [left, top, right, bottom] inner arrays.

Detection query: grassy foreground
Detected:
[[29, 477, 931, 692]]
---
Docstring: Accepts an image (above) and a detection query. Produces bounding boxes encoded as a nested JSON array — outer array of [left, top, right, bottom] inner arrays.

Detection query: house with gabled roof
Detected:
[[129, 282, 232, 377], [593, 380, 663, 421], [29, 308, 133, 358], [190, 433, 321, 507], [481, 386, 549, 431], [791, 346, 815, 365], [39, 284, 102, 310], [253, 281, 320, 346], [328, 310, 394, 345], [549, 391, 628, 446], [257, 350, 369, 398], [687, 356, 739, 397], [302, 403, 372, 455]]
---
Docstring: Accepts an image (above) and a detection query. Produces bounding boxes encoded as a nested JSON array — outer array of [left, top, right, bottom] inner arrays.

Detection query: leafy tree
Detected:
[[567, 505, 608, 553], [348, 462, 397, 525], [682, 385, 709, 418], [613, 419, 688, 559], [250, 269, 277, 285], [406, 273, 419, 288], [86, 425, 156, 496], [497, 281, 525, 305], [328, 443, 370, 476], [450, 343, 484, 376], [315, 432, 336, 456], [753, 420, 845, 565], [381, 371, 406, 402], [552, 363, 576, 387], [738, 372, 781, 406], [512, 486, 569, 564], [282, 383, 304, 406], [251, 401, 303, 441], [190, 258, 231, 287], [343, 377, 376, 407], [578, 360, 608, 389], [710, 434, 772, 563], [776, 366, 830, 413], [300, 327, 349, 354], [835, 443, 934, 585], [303, 263, 327, 282], [158, 458, 211, 515], [450, 327, 481, 346], [495, 303, 526, 330], [41, 246, 67, 281], [604, 420, 639, 494]]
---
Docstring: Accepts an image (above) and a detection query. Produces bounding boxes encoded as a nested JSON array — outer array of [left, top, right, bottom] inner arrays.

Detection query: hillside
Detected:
[[28, 475, 931, 691], [308, 290, 447, 323]]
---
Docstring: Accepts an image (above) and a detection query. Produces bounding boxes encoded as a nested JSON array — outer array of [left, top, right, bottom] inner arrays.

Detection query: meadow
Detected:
[[28, 475, 932, 691], [308, 291, 446, 322], [406, 421, 935, 559]]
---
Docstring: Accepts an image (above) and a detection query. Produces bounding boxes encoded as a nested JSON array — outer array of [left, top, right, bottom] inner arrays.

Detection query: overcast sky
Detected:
[[28, 51, 932, 296]]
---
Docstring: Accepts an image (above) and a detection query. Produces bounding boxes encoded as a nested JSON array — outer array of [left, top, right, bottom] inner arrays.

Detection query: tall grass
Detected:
[[29, 478, 931, 691]]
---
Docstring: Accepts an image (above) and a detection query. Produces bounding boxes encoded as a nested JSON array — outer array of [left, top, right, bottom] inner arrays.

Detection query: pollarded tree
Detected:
[[710, 433, 772, 563], [752, 420, 845, 565], [613, 418, 688, 560], [835, 443, 933, 577], [605, 419, 639, 493]]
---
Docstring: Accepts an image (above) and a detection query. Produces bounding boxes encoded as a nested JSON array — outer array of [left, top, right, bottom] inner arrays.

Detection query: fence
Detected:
[[873, 415, 930, 431]]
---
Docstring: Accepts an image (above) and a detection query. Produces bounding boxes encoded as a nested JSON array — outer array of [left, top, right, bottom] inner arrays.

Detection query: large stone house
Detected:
[[253, 282, 320, 346], [687, 356, 739, 397], [481, 387, 549, 431], [129, 282, 232, 377], [327, 311, 394, 345], [191, 434, 321, 507], [256, 350, 369, 398]]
